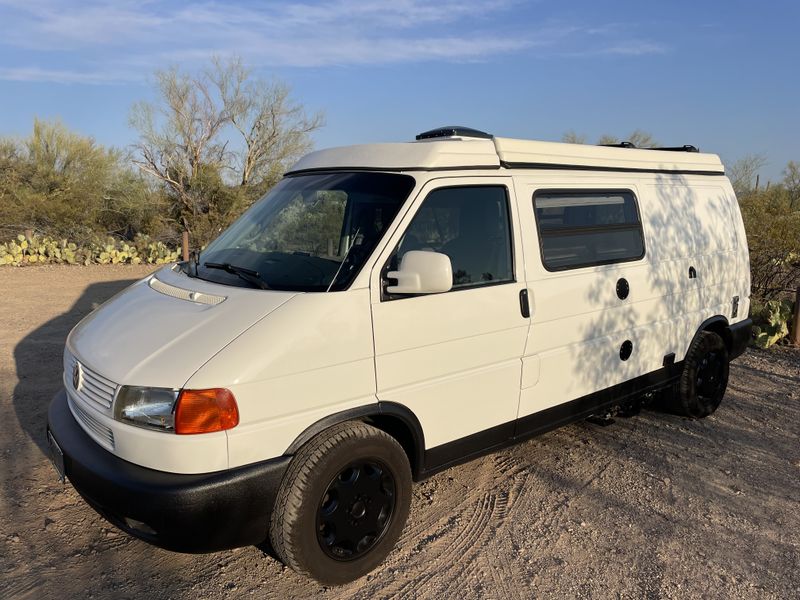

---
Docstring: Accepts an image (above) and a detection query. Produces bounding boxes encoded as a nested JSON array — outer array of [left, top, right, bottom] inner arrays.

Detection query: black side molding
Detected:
[[422, 361, 684, 478]]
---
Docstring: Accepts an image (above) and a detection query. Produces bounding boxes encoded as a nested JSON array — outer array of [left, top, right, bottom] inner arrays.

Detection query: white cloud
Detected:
[[0, 65, 136, 84], [600, 41, 667, 56], [0, 1, 667, 83]]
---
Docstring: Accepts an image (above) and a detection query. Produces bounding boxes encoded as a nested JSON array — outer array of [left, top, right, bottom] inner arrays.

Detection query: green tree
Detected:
[[0, 119, 159, 242]]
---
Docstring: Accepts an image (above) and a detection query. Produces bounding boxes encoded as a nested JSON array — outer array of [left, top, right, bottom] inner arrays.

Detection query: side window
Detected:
[[534, 190, 645, 271], [391, 186, 514, 289]]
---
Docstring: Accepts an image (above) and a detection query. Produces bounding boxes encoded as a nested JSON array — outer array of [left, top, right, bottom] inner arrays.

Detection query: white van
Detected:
[[47, 127, 752, 584]]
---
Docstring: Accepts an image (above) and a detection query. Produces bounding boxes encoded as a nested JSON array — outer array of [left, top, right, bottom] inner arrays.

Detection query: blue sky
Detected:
[[0, 0, 798, 182]]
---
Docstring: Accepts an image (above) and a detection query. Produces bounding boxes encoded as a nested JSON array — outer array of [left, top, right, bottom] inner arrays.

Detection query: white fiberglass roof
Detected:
[[287, 134, 725, 175]]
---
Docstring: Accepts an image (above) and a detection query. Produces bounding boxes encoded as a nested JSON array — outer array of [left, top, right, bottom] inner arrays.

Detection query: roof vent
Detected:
[[415, 126, 493, 141]]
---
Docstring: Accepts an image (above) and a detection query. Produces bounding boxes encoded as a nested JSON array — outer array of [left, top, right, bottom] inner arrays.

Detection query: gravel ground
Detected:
[[1, 265, 798, 599]]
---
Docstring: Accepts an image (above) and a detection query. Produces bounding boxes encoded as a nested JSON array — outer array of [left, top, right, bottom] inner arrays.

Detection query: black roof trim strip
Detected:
[[500, 161, 724, 176], [285, 164, 501, 176], [644, 145, 700, 153], [598, 143, 700, 153], [286, 162, 724, 177]]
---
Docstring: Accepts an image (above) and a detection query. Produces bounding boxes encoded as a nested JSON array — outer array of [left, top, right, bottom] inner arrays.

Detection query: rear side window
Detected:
[[533, 190, 645, 271]]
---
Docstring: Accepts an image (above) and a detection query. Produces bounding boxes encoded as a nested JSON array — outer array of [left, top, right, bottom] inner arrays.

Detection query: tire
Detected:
[[269, 421, 412, 585], [678, 331, 730, 418]]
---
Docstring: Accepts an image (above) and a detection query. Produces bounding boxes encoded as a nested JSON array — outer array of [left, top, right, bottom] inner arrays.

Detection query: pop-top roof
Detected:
[[287, 128, 725, 176]]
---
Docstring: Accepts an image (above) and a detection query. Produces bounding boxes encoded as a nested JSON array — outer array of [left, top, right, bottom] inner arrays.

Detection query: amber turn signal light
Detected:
[[175, 388, 239, 434]]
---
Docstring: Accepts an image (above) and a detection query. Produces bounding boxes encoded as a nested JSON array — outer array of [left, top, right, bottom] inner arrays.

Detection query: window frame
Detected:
[[532, 188, 647, 272], [381, 184, 517, 301]]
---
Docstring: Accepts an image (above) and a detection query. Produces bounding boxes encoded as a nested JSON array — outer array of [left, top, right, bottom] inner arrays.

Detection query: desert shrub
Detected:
[[0, 120, 170, 244], [738, 186, 800, 300]]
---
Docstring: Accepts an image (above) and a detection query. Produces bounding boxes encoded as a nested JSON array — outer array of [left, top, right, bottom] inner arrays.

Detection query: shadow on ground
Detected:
[[12, 279, 137, 455]]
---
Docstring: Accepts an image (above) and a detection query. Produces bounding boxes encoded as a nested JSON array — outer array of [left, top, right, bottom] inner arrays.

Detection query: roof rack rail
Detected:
[[644, 145, 700, 153], [599, 142, 700, 153], [416, 126, 493, 141], [600, 142, 637, 148]]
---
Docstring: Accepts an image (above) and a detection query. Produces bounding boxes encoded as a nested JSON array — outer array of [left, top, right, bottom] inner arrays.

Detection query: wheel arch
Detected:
[[691, 315, 732, 355], [283, 402, 426, 480]]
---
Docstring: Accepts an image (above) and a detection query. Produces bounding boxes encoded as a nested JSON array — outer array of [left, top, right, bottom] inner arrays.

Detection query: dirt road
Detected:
[[1, 266, 798, 599]]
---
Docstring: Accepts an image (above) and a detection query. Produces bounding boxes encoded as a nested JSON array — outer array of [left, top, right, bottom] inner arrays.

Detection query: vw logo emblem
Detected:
[[72, 362, 82, 391]]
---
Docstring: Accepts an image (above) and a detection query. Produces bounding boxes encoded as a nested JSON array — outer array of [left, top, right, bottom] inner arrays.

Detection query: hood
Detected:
[[67, 266, 297, 389]]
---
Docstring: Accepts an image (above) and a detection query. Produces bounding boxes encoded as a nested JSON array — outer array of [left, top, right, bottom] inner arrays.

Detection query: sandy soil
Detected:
[[1, 265, 798, 599]]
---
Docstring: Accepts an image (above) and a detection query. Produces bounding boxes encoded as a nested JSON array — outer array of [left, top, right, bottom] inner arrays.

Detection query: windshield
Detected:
[[193, 172, 415, 292]]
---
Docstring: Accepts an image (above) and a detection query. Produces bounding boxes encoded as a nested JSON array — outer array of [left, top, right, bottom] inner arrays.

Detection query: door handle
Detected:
[[519, 288, 531, 318]]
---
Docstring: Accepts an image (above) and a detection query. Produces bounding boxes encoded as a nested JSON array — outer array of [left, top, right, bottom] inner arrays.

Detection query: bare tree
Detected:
[[783, 160, 800, 209], [596, 134, 619, 145], [627, 129, 658, 148], [728, 154, 767, 198], [209, 56, 324, 190], [130, 57, 323, 238], [561, 131, 587, 144], [130, 68, 229, 230], [596, 130, 658, 148]]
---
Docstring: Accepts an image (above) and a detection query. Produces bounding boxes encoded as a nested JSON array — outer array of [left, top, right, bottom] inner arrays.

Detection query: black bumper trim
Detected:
[[47, 389, 291, 553], [728, 318, 752, 361]]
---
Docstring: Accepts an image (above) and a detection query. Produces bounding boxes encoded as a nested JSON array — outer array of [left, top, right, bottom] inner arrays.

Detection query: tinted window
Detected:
[[391, 186, 513, 289], [534, 191, 644, 270]]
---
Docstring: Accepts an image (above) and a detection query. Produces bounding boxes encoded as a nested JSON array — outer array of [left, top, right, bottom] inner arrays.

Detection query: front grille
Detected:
[[67, 354, 116, 411], [68, 393, 115, 450]]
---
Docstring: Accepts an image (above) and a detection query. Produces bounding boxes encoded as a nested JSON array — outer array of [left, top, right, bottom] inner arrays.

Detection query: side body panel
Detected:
[[369, 176, 530, 449], [514, 171, 742, 420], [186, 289, 378, 469]]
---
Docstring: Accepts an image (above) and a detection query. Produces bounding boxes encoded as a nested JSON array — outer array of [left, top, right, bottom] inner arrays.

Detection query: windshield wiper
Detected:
[[204, 262, 271, 290]]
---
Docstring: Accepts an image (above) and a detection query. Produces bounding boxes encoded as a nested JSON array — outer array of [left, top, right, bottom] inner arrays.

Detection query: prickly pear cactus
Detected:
[[0, 233, 180, 267]]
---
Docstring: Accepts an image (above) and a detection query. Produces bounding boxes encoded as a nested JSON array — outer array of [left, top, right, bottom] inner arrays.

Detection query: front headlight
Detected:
[[113, 386, 178, 431]]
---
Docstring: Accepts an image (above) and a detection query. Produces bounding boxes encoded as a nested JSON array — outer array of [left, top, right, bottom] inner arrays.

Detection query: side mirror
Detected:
[[386, 250, 453, 294]]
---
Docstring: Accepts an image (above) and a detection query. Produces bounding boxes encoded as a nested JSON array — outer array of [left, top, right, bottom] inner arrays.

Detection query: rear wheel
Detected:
[[678, 331, 730, 418], [270, 421, 412, 585]]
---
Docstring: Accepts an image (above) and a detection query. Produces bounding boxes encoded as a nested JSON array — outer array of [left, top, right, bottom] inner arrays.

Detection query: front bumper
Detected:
[[47, 389, 291, 553]]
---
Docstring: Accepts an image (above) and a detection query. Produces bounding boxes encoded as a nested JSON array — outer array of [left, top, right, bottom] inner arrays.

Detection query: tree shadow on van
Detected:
[[555, 171, 745, 421]]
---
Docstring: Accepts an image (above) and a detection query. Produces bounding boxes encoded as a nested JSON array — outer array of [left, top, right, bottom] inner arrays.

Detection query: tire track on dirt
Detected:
[[384, 490, 503, 600], [390, 450, 537, 599]]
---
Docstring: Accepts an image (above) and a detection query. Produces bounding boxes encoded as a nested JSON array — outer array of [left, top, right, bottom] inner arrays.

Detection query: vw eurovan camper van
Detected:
[[47, 127, 752, 584]]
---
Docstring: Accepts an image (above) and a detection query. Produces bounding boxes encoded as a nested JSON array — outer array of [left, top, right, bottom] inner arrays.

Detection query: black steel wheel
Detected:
[[270, 421, 411, 585], [678, 330, 730, 418], [316, 459, 396, 560]]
